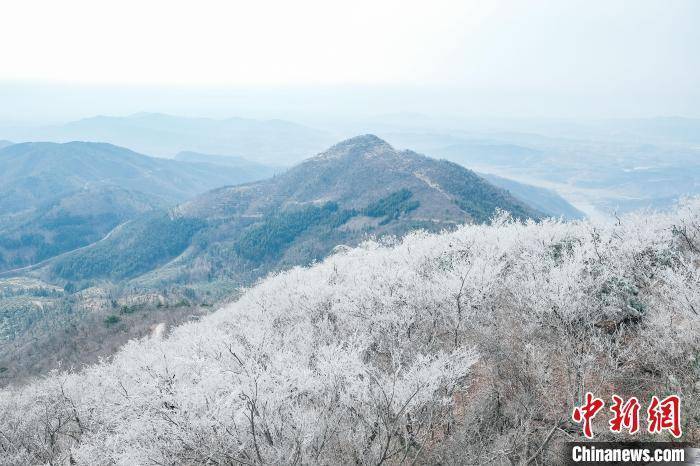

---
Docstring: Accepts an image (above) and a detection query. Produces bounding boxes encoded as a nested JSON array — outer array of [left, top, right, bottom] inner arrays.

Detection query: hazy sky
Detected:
[[1, 0, 699, 120]]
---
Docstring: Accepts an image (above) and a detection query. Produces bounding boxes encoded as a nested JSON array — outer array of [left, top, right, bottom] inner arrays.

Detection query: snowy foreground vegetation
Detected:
[[1, 201, 699, 465]]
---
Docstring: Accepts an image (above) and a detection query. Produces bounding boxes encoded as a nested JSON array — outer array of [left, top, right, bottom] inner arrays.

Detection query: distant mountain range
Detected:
[[361, 114, 700, 145], [480, 173, 584, 220], [378, 128, 700, 218], [2, 113, 335, 164], [0, 142, 275, 271], [174, 150, 281, 177]]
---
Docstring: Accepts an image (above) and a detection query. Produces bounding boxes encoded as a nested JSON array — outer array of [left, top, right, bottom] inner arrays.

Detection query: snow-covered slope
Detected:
[[1, 200, 699, 465]]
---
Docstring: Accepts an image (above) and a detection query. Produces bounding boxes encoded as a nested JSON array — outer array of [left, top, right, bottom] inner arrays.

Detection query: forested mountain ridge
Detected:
[[176, 134, 540, 222], [1, 198, 697, 464], [45, 135, 542, 285], [0, 141, 271, 213], [0, 186, 163, 272], [0, 141, 274, 271]]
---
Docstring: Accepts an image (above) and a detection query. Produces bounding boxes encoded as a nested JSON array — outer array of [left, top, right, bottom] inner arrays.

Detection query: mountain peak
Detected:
[[334, 134, 391, 149], [315, 134, 394, 161]]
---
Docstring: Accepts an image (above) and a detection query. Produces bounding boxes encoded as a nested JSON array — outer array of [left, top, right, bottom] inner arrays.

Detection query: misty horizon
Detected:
[[2, 82, 699, 125], [2, 0, 699, 122]]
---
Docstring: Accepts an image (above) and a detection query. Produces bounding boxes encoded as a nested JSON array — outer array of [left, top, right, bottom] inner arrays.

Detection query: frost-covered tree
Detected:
[[1, 200, 699, 465]]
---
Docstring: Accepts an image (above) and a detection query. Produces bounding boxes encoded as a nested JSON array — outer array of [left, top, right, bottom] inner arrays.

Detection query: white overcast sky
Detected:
[[1, 0, 699, 119]]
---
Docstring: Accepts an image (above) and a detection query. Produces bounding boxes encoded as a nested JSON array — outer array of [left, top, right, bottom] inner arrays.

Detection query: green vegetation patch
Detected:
[[361, 188, 419, 224], [234, 190, 419, 263], [234, 202, 351, 262], [51, 212, 205, 281], [103, 315, 121, 326]]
